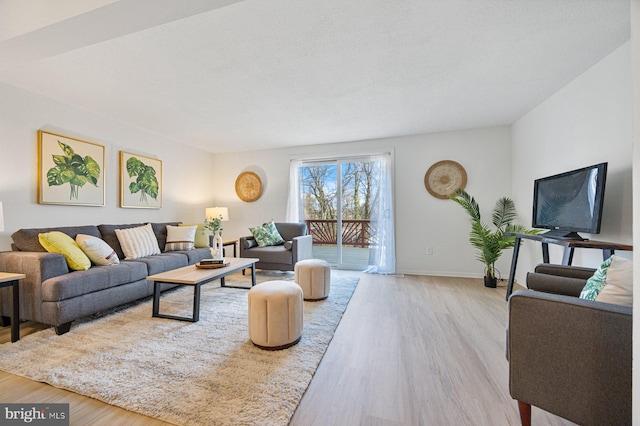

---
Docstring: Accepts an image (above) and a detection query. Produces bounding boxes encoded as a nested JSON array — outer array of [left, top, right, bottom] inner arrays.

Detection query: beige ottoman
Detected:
[[295, 259, 331, 300], [248, 280, 303, 350]]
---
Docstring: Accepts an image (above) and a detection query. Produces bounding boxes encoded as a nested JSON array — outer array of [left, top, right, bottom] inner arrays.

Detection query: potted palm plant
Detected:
[[450, 189, 537, 287]]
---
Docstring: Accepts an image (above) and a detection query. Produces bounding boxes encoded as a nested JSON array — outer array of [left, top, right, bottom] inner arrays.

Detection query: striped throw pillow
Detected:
[[115, 223, 161, 260], [165, 225, 197, 252]]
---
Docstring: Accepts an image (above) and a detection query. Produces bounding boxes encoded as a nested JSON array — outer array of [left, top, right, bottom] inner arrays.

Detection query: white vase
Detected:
[[212, 230, 224, 260]]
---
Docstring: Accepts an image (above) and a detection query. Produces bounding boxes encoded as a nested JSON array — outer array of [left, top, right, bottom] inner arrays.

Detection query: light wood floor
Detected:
[[0, 274, 575, 425]]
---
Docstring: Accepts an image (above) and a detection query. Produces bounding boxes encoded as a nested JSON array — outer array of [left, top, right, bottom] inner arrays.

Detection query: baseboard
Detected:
[[396, 269, 484, 279]]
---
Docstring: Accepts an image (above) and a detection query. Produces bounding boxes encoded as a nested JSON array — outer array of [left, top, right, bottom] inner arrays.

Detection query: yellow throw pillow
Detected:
[[180, 223, 209, 248], [39, 231, 91, 271]]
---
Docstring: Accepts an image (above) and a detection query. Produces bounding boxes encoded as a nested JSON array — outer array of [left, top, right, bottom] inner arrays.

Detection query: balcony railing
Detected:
[[305, 219, 372, 247]]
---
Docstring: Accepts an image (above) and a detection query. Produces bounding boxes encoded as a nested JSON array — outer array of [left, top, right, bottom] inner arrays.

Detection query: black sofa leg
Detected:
[[54, 322, 72, 335], [0, 316, 10, 327]]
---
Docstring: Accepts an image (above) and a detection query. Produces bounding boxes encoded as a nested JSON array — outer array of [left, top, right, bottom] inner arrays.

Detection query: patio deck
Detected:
[[312, 244, 370, 269]]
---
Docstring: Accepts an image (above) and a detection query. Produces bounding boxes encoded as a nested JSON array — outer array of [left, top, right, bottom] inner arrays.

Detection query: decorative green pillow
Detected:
[[579, 256, 614, 301], [249, 220, 285, 247], [179, 223, 209, 248], [579, 255, 633, 306], [39, 231, 91, 271], [596, 255, 633, 306]]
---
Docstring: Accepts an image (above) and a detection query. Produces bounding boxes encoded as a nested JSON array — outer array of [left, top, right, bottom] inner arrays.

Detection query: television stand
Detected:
[[504, 232, 632, 301], [540, 230, 587, 241]]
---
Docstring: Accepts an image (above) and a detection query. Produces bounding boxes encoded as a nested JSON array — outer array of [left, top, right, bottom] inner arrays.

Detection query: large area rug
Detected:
[[0, 269, 360, 425]]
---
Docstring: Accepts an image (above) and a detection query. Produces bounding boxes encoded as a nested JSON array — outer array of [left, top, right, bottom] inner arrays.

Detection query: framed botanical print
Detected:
[[120, 151, 162, 209], [38, 130, 105, 206]]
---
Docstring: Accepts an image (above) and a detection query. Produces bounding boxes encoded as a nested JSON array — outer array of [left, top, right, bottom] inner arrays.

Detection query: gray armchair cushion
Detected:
[[526, 272, 588, 297], [242, 238, 258, 250], [525, 263, 596, 297], [534, 263, 596, 280], [246, 245, 293, 265], [274, 222, 307, 241]]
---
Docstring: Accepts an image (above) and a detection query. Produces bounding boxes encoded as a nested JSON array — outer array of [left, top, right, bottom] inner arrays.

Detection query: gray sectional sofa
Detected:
[[0, 222, 212, 335]]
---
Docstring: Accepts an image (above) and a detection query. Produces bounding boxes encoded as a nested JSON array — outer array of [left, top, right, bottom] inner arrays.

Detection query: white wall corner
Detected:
[[630, 1, 640, 424]]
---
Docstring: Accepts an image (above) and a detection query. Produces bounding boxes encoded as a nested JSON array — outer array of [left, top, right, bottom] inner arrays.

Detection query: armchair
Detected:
[[239, 222, 313, 271], [507, 264, 631, 426]]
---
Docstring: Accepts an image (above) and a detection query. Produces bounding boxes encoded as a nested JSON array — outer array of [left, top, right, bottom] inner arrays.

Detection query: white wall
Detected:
[[0, 40, 631, 282], [211, 126, 512, 277], [511, 42, 633, 284], [0, 82, 217, 251], [630, 0, 639, 423]]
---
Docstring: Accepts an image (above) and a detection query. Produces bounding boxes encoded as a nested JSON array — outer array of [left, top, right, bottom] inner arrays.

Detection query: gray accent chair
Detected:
[[507, 264, 632, 426], [239, 222, 313, 271]]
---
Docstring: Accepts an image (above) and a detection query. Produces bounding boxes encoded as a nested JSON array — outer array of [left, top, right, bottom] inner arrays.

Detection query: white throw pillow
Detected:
[[76, 234, 119, 266], [115, 223, 161, 260], [165, 225, 197, 252], [595, 255, 633, 307]]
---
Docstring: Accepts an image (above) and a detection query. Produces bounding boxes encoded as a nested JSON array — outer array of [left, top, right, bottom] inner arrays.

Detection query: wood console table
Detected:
[[0, 272, 26, 342], [504, 233, 632, 301]]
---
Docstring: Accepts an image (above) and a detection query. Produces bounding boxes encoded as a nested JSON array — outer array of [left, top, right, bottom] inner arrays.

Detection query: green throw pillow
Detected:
[[579, 256, 614, 301], [179, 223, 209, 248], [249, 220, 285, 247]]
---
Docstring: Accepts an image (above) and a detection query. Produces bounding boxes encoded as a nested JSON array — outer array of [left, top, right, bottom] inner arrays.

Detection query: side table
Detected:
[[504, 233, 632, 301], [222, 239, 237, 257], [0, 272, 26, 342]]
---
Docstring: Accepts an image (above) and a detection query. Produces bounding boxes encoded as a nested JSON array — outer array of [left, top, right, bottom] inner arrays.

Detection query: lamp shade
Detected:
[[206, 207, 229, 221], [0, 202, 4, 232]]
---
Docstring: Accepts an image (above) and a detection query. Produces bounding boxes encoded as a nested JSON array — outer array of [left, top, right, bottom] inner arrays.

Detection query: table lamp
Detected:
[[0, 202, 4, 232], [205, 207, 229, 223]]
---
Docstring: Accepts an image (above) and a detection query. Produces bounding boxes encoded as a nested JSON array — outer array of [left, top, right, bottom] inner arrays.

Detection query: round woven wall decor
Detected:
[[235, 171, 263, 202], [424, 160, 467, 199]]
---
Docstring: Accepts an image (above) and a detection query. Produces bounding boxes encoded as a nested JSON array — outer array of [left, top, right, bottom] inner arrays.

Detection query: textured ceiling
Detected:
[[0, 0, 630, 153]]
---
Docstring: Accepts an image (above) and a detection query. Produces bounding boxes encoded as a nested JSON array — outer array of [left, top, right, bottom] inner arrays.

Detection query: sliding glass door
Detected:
[[298, 157, 381, 269]]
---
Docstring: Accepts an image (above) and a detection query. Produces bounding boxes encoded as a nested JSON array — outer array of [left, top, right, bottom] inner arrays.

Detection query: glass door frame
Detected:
[[299, 155, 376, 270]]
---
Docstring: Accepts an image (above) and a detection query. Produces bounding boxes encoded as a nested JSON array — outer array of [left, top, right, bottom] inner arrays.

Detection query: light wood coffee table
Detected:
[[148, 257, 258, 322]]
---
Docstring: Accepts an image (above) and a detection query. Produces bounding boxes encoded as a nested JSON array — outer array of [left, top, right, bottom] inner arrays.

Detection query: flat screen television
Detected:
[[532, 162, 607, 240]]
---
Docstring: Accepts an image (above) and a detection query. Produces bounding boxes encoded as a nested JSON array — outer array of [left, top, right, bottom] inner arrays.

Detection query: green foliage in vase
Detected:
[[203, 215, 224, 234], [450, 189, 538, 279], [47, 141, 101, 200], [126, 157, 159, 203]]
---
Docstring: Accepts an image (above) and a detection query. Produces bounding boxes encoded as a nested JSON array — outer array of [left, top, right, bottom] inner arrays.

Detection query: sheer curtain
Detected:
[[286, 159, 304, 223], [366, 153, 396, 274]]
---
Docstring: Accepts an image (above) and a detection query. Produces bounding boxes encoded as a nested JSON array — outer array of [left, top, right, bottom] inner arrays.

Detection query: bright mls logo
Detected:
[[1, 404, 69, 425]]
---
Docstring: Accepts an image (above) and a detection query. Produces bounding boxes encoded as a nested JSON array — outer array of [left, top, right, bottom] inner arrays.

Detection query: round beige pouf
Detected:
[[295, 259, 331, 300], [248, 280, 303, 350]]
